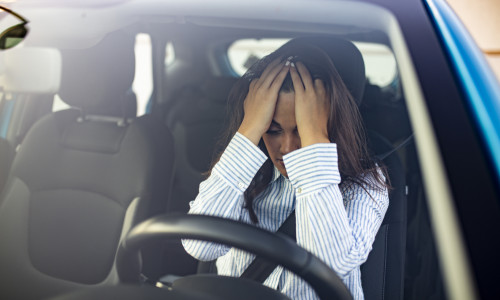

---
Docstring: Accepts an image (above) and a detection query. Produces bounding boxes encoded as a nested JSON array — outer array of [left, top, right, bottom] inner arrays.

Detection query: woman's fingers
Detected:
[[260, 57, 282, 77], [249, 78, 258, 90], [257, 57, 284, 87], [292, 62, 330, 147], [294, 61, 314, 90], [261, 59, 288, 89], [314, 78, 326, 99], [289, 62, 304, 93], [269, 62, 291, 93], [238, 57, 288, 146]]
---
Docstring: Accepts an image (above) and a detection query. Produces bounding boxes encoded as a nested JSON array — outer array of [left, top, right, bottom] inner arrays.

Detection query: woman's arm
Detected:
[[184, 58, 290, 261], [182, 132, 268, 261], [286, 60, 389, 278], [284, 143, 389, 278]]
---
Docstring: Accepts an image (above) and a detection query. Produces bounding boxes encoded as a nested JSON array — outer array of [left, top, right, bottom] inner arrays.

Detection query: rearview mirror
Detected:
[[0, 23, 28, 50], [0, 6, 29, 50]]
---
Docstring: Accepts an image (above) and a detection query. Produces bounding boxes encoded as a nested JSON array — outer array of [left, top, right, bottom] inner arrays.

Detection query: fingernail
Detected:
[[285, 60, 290, 66]]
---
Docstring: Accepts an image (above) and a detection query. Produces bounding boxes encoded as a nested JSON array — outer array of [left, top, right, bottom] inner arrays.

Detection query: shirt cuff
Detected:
[[283, 143, 340, 196], [212, 132, 268, 192]]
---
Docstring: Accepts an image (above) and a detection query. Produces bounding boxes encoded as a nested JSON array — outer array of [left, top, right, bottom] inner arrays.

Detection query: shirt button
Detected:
[[296, 187, 302, 194], [238, 182, 245, 189]]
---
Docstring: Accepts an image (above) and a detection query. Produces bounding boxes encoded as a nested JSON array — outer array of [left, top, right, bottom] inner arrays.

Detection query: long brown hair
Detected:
[[210, 39, 388, 223]]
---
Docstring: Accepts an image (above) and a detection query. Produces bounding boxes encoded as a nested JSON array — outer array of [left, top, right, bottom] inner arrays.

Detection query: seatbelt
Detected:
[[240, 210, 296, 283], [240, 134, 414, 284], [375, 134, 414, 161]]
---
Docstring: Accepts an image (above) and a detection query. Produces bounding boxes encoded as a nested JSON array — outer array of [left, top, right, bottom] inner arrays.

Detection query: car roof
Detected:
[[15, 0, 392, 49]]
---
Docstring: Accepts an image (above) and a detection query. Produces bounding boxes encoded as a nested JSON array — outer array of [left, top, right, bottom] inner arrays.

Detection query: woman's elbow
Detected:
[[332, 244, 373, 278], [181, 239, 227, 261]]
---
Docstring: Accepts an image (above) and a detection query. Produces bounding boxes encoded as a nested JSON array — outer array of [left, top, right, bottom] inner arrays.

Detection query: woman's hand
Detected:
[[238, 58, 290, 145], [289, 61, 330, 147]]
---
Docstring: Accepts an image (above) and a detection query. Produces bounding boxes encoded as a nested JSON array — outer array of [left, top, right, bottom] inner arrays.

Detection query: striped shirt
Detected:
[[182, 132, 389, 299]]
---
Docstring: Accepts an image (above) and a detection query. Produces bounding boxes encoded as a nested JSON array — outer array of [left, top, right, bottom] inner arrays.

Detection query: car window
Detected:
[[52, 94, 68, 112], [0, 92, 12, 138], [353, 42, 396, 86], [132, 33, 153, 116], [165, 41, 175, 66], [228, 38, 397, 87], [227, 38, 289, 75]]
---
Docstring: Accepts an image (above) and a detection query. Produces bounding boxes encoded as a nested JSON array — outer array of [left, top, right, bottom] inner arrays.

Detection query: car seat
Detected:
[[362, 130, 407, 300], [0, 32, 175, 299], [0, 48, 59, 197], [165, 76, 238, 213], [161, 76, 238, 277]]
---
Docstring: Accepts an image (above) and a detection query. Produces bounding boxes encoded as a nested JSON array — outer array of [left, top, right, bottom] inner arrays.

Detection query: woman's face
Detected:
[[262, 91, 301, 178]]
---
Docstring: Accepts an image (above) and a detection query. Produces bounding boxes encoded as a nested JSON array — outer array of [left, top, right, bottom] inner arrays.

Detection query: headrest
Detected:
[[201, 77, 239, 103], [293, 36, 366, 105], [0, 47, 61, 94], [58, 32, 136, 117]]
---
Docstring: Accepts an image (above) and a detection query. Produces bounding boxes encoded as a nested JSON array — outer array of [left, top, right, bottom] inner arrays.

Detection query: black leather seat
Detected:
[[165, 76, 238, 213], [160, 76, 238, 277], [362, 131, 407, 300], [0, 32, 175, 299]]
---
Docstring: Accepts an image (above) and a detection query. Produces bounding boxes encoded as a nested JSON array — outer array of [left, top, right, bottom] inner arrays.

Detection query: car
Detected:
[[0, 0, 499, 299]]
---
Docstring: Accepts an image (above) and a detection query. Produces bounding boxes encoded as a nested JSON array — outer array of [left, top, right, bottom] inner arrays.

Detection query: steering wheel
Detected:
[[55, 214, 352, 300]]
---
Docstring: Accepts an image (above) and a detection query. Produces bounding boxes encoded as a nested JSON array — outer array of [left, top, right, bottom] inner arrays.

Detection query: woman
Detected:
[[182, 39, 389, 300]]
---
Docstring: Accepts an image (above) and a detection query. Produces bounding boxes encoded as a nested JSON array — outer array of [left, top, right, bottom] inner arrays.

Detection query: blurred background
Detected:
[[446, 0, 500, 81]]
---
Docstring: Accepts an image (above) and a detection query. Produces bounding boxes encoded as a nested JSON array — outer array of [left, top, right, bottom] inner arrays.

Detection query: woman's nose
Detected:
[[280, 133, 300, 155]]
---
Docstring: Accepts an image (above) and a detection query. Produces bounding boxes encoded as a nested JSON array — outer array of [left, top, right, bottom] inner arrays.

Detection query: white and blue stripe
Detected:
[[183, 132, 389, 300]]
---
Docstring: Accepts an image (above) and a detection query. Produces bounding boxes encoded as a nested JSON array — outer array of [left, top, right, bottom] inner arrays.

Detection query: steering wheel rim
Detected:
[[116, 214, 352, 300]]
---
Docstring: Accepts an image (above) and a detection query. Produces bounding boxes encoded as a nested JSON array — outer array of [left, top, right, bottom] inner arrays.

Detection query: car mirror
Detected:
[[0, 23, 28, 50], [0, 6, 29, 50]]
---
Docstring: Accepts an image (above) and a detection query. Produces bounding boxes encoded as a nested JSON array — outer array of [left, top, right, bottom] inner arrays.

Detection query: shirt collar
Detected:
[[271, 166, 281, 183]]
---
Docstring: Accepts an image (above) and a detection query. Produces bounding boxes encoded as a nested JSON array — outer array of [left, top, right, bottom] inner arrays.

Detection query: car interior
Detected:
[[0, 4, 446, 299]]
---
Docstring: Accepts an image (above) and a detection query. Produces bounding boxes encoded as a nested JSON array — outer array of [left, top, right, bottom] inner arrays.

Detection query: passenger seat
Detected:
[[161, 76, 237, 276]]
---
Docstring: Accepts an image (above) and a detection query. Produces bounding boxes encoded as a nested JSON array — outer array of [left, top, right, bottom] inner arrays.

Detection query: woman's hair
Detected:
[[209, 38, 389, 223]]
